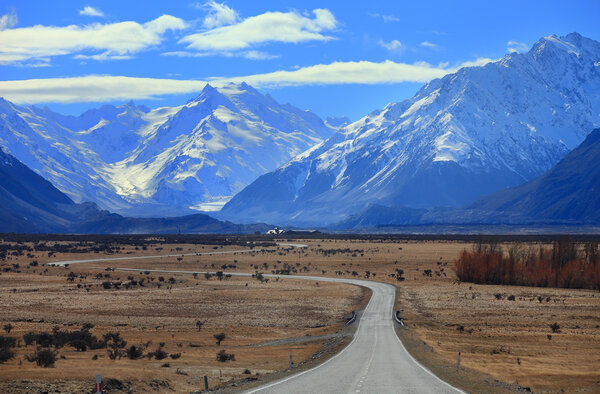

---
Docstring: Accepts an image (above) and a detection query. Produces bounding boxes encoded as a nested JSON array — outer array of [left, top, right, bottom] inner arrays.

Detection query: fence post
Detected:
[[456, 351, 461, 370], [204, 375, 208, 390], [95, 374, 102, 394], [290, 351, 293, 371]]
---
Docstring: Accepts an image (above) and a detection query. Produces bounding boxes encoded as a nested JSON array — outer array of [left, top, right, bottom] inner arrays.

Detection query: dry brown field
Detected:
[[0, 237, 599, 393]]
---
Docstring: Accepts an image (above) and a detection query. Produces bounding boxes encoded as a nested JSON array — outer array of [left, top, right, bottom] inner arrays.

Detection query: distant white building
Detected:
[[266, 227, 285, 235]]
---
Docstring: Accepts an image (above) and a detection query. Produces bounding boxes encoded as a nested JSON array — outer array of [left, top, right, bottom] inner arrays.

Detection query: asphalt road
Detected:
[[48, 244, 462, 393], [246, 275, 463, 394], [48, 242, 307, 267]]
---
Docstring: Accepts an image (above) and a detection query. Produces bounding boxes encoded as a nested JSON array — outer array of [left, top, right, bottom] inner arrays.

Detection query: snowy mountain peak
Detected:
[[0, 83, 335, 216], [222, 33, 600, 226], [531, 32, 600, 60]]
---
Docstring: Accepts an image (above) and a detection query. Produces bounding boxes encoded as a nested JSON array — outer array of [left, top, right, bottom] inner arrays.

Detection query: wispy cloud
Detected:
[[454, 57, 495, 68], [198, 1, 239, 28], [79, 6, 105, 18], [0, 57, 497, 103], [368, 13, 400, 22], [507, 40, 528, 53], [0, 11, 17, 30], [242, 50, 278, 60], [0, 75, 207, 103], [215, 58, 496, 87], [378, 39, 402, 51], [420, 41, 438, 49], [0, 15, 187, 65], [163, 49, 278, 60], [74, 52, 133, 61], [179, 8, 337, 52]]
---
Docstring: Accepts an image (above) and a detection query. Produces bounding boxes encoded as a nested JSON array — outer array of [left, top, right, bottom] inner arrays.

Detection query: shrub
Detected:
[[216, 349, 235, 362], [507, 295, 516, 301], [104, 332, 127, 360], [550, 323, 561, 333], [0, 335, 17, 349], [23, 326, 103, 351], [169, 353, 181, 360], [3, 323, 13, 333], [0, 347, 15, 363], [148, 345, 168, 360], [26, 348, 57, 367], [214, 333, 226, 346], [126, 345, 144, 360], [395, 269, 405, 281], [454, 239, 600, 290]]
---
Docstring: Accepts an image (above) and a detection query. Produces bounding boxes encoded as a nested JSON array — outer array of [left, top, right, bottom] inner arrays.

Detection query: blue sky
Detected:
[[1, 1, 599, 120]]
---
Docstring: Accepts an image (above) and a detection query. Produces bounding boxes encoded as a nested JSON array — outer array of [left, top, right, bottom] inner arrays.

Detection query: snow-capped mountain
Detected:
[[0, 83, 334, 216], [222, 33, 600, 225]]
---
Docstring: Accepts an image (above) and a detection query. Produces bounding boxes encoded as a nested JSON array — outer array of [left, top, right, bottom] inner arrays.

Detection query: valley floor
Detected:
[[0, 236, 598, 392]]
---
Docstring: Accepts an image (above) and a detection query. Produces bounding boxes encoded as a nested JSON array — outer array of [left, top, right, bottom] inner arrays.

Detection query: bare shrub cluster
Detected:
[[454, 238, 600, 289]]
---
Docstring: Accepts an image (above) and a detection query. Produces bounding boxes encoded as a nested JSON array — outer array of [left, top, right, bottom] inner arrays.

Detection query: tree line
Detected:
[[454, 237, 600, 290]]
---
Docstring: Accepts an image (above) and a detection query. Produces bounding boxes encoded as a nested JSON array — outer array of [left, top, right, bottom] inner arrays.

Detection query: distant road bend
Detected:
[[49, 243, 463, 393], [48, 242, 307, 267]]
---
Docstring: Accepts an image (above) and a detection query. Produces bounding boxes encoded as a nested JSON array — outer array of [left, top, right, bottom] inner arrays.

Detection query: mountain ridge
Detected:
[[470, 127, 600, 222], [221, 32, 600, 226], [0, 147, 270, 234], [0, 83, 335, 217]]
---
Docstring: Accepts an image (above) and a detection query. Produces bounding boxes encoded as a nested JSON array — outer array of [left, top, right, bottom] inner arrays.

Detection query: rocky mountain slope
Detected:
[[471, 128, 600, 222], [222, 33, 600, 225], [0, 147, 75, 232]]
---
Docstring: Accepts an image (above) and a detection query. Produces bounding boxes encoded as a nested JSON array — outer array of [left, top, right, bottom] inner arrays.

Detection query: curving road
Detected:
[[48, 242, 307, 267], [47, 244, 462, 393], [246, 275, 463, 394]]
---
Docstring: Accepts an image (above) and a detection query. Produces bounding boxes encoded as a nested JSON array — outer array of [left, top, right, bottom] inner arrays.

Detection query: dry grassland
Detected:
[[0, 241, 366, 392], [1, 238, 599, 393]]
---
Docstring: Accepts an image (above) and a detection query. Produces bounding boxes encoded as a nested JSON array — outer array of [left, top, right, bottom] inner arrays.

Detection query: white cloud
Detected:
[[215, 58, 496, 88], [0, 12, 17, 30], [242, 50, 278, 60], [0, 75, 208, 103], [201, 1, 238, 28], [507, 40, 528, 53], [73, 52, 133, 61], [0, 57, 498, 103], [455, 57, 495, 69], [420, 41, 438, 49], [79, 6, 104, 17], [368, 13, 400, 22], [162, 49, 278, 60], [378, 39, 402, 51], [179, 8, 337, 52], [0, 15, 187, 65]]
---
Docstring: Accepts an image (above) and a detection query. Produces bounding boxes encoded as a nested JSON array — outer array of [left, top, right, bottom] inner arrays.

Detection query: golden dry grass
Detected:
[[0, 243, 366, 392], [1, 238, 599, 392]]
